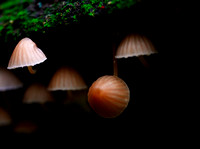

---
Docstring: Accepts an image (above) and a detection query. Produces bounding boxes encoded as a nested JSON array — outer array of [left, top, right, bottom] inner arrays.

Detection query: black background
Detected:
[[0, 0, 196, 146]]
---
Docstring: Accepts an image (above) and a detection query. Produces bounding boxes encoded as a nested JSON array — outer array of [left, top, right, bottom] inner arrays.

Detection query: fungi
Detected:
[[115, 34, 157, 70], [23, 83, 54, 104], [88, 75, 130, 118], [7, 37, 47, 74], [0, 107, 12, 126], [48, 67, 87, 91], [0, 67, 23, 91]]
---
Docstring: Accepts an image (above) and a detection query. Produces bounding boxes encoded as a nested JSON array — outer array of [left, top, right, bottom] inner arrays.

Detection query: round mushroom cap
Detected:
[[48, 67, 87, 91], [115, 34, 157, 58], [0, 67, 23, 91], [7, 37, 47, 69], [23, 83, 54, 104], [0, 108, 12, 126]]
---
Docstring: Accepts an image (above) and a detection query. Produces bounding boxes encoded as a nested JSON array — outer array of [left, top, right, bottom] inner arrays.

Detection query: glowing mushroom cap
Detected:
[[115, 34, 157, 58], [0, 67, 23, 91], [7, 37, 47, 69], [48, 67, 87, 91], [23, 83, 54, 104], [0, 108, 12, 126]]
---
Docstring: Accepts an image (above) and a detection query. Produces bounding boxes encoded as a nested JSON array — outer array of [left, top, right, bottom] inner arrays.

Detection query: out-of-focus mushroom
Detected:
[[115, 34, 157, 70], [7, 37, 47, 74], [48, 67, 87, 91], [13, 120, 38, 134], [0, 67, 23, 91], [23, 83, 54, 104], [0, 107, 12, 126]]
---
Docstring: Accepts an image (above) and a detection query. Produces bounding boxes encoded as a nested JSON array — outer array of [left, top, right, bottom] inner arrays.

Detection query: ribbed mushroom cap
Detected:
[[88, 75, 130, 118], [23, 83, 54, 104], [0, 67, 23, 91], [115, 34, 157, 58], [48, 67, 87, 91], [0, 108, 12, 126], [7, 37, 47, 69]]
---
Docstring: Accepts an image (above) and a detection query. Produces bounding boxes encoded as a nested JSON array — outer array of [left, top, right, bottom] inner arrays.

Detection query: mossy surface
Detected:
[[0, 0, 138, 42]]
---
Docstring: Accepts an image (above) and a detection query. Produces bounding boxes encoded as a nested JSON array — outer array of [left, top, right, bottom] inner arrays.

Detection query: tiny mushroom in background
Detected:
[[88, 75, 130, 118], [13, 120, 38, 134], [0, 107, 12, 127], [48, 67, 87, 91], [7, 37, 47, 74], [0, 67, 23, 91], [23, 83, 54, 104], [115, 34, 157, 72]]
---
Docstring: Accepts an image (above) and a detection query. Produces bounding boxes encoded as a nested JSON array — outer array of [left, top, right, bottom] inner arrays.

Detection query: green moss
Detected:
[[0, 0, 139, 42]]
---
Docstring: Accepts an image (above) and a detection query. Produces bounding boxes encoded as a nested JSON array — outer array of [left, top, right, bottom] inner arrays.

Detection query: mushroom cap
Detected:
[[0, 108, 12, 126], [23, 83, 54, 104], [7, 37, 47, 69], [115, 34, 157, 58], [0, 67, 23, 91], [88, 75, 130, 118], [14, 121, 38, 134], [48, 67, 87, 91]]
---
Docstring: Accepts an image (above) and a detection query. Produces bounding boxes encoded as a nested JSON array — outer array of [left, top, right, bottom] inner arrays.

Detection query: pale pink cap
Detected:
[[115, 34, 157, 58], [0, 67, 23, 91], [48, 67, 87, 91], [7, 37, 47, 69]]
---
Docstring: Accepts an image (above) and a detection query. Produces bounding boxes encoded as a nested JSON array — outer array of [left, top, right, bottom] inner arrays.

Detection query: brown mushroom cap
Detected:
[[115, 34, 157, 58], [7, 37, 47, 69], [23, 83, 54, 104], [48, 67, 87, 91], [0, 108, 12, 126], [0, 67, 23, 91]]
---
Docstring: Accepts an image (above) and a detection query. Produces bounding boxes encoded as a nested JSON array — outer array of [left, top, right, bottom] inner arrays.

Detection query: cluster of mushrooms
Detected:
[[0, 34, 157, 132]]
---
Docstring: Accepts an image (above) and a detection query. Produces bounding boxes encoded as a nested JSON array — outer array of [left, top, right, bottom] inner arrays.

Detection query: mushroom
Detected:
[[7, 37, 47, 74], [13, 120, 38, 134], [114, 34, 157, 73], [88, 75, 130, 118], [0, 67, 23, 91], [48, 67, 87, 91], [0, 107, 12, 126], [23, 83, 54, 104], [48, 67, 87, 106]]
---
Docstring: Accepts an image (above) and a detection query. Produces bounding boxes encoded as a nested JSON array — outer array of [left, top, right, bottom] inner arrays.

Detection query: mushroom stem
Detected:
[[138, 56, 150, 68], [113, 43, 118, 76], [28, 66, 36, 74]]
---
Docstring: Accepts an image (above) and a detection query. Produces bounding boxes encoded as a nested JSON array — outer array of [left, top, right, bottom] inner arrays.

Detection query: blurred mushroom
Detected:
[[14, 120, 38, 134], [88, 75, 130, 118], [0, 67, 23, 91], [23, 83, 54, 104], [115, 34, 157, 70], [7, 37, 47, 74], [0, 107, 12, 126], [48, 67, 87, 91]]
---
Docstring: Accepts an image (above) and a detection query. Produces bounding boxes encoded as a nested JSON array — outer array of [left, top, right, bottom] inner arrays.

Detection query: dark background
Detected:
[[0, 0, 195, 146]]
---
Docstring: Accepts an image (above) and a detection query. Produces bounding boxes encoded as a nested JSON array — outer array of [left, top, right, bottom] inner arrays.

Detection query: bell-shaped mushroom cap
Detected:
[[48, 67, 87, 91], [7, 37, 47, 69], [0, 108, 12, 126], [0, 67, 23, 91], [23, 83, 54, 104], [115, 34, 157, 58]]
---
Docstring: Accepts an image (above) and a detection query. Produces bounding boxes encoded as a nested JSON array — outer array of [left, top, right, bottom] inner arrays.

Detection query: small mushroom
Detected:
[[14, 120, 38, 134], [23, 83, 54, 104], [7, 37, 47, 74], [88, 75, 130, 118], [0, 107, 12, 126], [48, 67, 87, 91], [0, 67, 23, 91], [115, 34, 157, 70]]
